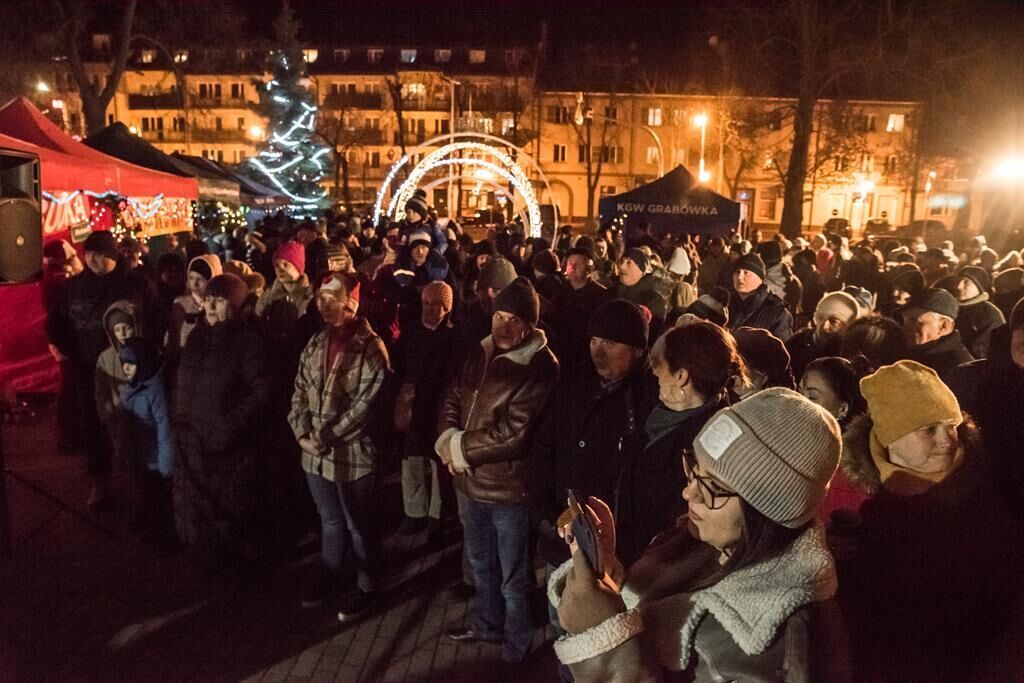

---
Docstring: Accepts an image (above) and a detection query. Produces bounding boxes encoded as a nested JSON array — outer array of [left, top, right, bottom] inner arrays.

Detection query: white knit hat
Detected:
[[694, 387, 841, 528]]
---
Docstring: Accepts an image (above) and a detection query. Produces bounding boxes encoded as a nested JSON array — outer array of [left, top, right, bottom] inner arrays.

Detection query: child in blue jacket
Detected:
[[119, 337, 175, 540]]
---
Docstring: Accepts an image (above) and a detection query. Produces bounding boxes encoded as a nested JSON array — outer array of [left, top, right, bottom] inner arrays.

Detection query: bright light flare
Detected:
[[692, 112, 708, 127], [36, 81, 50, 93], [698, 169, 712, 183], [992, 157, 1024, 182]]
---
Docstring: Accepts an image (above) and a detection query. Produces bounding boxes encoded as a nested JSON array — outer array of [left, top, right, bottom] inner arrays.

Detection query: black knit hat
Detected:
[[734, 252, 766, 282], [82, 230, 119, 260], [494, 276, 539, 325], [531, 249, 560, 276], [622, 247, 649, 273], [405, 194, 429, 217], [957, 265, 992, 294], [755, 240, 783, 268], [685, 286, 731, 327], [890, 265, 925, 295], [588, 299, 649, 349], [204, 273, 249, 312]]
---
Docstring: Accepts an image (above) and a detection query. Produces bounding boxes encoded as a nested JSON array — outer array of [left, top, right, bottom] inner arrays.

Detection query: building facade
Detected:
[[35, 36, 938, 233]]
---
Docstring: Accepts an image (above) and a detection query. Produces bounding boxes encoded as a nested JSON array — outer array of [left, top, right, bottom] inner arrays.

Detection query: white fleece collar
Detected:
[[677, 524, 836, 661], [480, 328, 548, 366]]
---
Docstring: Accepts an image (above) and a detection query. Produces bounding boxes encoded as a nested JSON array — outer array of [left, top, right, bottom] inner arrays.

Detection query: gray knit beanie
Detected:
[[693, 387, 841, 528]]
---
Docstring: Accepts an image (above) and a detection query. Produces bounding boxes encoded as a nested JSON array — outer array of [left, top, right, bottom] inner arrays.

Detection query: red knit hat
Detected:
[[274, 241, 306, 275]]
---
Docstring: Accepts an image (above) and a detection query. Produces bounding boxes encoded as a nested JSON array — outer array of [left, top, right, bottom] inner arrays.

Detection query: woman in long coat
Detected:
[[174, 274, 272, 562]]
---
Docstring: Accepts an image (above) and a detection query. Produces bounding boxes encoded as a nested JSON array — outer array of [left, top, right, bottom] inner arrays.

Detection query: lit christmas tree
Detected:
[[245, 8, 331, 210]]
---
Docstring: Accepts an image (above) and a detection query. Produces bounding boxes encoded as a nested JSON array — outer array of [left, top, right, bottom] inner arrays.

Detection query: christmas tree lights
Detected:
[[245, 47, 331, 210]]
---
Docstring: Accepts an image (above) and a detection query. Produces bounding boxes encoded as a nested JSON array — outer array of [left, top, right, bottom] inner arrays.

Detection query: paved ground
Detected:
[[0, 403, 560, 682]]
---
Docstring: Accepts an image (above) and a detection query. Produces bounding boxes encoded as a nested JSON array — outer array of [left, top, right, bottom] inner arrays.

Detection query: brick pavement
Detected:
[[0, 406, 560, 682]]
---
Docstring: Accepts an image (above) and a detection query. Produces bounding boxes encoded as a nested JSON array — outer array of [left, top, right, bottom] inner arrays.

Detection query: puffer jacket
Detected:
[[833, 415, 1024, 680], [289, 317, 390, 484], [437, 328, 558, 505], [119, 365, 174, 477], [94, 300, 143, 427], [549, 524, 852, 682]]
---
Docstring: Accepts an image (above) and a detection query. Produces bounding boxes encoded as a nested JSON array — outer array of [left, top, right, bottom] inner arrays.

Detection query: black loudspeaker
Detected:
[[0, 149, 42, 284]]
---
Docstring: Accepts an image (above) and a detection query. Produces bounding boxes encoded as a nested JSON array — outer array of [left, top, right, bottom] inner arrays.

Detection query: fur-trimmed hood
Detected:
[[841, 412, 984, 497]]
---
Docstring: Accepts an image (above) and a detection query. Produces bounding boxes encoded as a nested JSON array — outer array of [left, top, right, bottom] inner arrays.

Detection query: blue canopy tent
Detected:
[[598, 165, 740, 237]]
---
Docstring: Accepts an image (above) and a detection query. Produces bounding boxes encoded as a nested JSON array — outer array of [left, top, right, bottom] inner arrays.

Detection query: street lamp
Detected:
[[36, 80, 50, 94], [248, 125, 264, 140], [693, 112, 709, 183], [573, 91, 665, 177]]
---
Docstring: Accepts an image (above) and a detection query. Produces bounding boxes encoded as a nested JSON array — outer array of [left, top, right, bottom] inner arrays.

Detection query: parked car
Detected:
[[894, 219, 949, 241]]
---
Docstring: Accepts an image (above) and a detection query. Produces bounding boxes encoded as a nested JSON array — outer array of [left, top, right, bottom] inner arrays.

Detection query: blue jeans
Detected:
[[305, 472, 380, 593], [458, 491, 533, 663]]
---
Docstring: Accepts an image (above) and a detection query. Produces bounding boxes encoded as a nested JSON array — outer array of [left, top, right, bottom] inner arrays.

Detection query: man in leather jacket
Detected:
[[436, 277, 558, 665]]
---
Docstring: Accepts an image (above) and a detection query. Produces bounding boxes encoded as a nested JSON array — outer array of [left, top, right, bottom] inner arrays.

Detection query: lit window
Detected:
[[139, 49, 156, 64], [646, 107, 663, 126], [886, 113, 905, 133], [434, 49, 451, 63], [404, 82, 426, 97], [302, 49, 319, 63], [501, 117, 515, 136], [600, 185, 617, 196], [757, 188, 778, 220], [367, 49, 383, 64], [174, 50, 188, 64], [469, 50, 486, 64], [646, 146, 659, 165], [333, 49, 350, 63], [400, 49, 417, 64]]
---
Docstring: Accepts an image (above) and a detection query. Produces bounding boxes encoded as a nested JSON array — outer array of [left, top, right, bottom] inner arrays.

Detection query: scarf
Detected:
[[644, 397, 719, 448], [868, 428, 964, 496]]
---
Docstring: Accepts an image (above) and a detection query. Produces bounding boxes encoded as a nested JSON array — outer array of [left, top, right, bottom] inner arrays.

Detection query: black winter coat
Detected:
[[834, 417, 1023, 679], [46, 261, 163, 367], [908, 330, 973, 382], [173, 318, 273, 550], [785, 328, 841, 381], [727, 285, 794, 341], [394, 318, 462, 457], [551, 281, 609, 371], [616, 395, 727, 567], [528, 361, 658, 566]]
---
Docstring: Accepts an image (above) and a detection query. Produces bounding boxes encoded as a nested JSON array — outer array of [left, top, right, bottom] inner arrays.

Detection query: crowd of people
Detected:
[[39, 190, 1024, 679]]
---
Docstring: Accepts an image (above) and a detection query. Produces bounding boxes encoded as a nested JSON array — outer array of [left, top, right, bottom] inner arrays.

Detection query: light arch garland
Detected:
[[373, 133, 559, 237]]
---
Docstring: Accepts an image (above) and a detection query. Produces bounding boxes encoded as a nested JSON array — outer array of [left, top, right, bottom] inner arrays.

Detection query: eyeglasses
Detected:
[[681, 450, 739, 510]]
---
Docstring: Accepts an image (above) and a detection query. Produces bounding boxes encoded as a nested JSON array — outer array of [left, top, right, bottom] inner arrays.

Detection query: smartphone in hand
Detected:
[[567, 489, 603, 576]]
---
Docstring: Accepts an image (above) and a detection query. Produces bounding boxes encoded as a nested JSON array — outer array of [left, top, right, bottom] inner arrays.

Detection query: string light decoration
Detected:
[[243, 44, 331, 210], [373, 133, 559, 237]]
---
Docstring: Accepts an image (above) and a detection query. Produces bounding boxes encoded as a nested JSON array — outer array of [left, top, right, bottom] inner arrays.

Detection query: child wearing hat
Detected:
[[118, 337, 175, 540]]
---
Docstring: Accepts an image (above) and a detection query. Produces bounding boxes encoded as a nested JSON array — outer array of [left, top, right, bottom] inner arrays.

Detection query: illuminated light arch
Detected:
[[418, 175, 532, 226], [373, 132, 559, 237]]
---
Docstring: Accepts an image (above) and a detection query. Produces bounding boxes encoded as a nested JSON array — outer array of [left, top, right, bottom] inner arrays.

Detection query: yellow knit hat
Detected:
[[859, 360, 962, 448]]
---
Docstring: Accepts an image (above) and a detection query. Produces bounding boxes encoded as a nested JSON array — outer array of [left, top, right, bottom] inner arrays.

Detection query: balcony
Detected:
[[128, 92, 183, 110], [394, 131, 429, 146], [403, 97, 451, 112], [466, 94, 522, 113], [190, 96, 251, 109], [322, 92, 384, 110], [139, 129, 250, 144]]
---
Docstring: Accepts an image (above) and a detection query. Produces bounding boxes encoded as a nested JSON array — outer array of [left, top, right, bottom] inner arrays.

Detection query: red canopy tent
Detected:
[[0, 99, 198, 395]]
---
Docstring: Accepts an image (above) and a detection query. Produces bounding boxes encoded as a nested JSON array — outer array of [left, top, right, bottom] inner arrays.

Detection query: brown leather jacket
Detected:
[[438, 329, 558, 505]]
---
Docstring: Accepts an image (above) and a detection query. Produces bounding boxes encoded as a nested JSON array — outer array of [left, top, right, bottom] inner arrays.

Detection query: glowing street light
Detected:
[[693, 112, 709, 183], [128, 125, 139, 135], [36, 80, 50, 93], [248, 125, 265, 140], [859, 179, 875, 195], [992, 157, 1024, 182]]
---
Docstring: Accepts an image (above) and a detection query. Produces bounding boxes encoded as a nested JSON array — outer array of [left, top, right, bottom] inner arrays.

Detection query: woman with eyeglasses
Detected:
[[549, 388, 852, 681], [614, 322, 747, 567], [833, 360, 1023, 679]]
